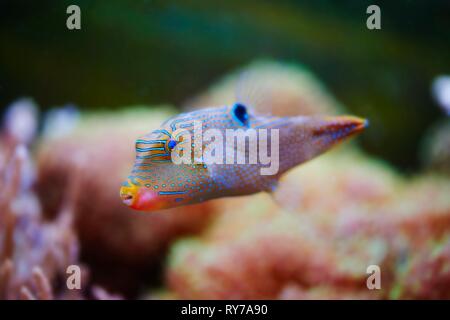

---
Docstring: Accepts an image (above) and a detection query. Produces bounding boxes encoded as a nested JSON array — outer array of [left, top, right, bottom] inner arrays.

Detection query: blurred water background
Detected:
[[1, 0, 449, 171]]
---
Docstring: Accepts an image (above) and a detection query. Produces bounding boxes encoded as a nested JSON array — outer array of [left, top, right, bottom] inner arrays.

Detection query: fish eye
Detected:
[[232, 103, 249, 126], [168, 139, 177, 150]]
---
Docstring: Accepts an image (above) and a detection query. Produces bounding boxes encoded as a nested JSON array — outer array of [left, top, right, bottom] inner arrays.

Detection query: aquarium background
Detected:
[[1, 0, 450, 300], [1, 0, 449, 170]]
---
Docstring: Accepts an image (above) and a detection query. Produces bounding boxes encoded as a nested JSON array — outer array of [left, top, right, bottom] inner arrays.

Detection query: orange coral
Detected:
[[166, 151, 450, 299]]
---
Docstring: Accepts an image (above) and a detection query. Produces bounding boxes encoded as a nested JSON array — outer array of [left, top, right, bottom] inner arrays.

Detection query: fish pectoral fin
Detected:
[[269, 176, 301, 212], [265, 178, 279, 193]]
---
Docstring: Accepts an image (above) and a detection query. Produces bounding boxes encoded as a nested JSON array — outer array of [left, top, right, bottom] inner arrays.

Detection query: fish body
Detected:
[[120, 103, 367, 211]]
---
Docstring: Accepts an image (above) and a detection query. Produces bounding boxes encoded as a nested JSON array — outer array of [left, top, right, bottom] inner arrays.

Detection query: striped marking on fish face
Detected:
[[133, 106, 245, 167], [134, 128, 174, 163]]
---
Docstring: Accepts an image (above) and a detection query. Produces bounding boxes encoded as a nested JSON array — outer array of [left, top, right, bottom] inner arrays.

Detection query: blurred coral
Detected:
[[165, 151, 450, 299], [421, 120, 450, 174], [0, 101, 82, 299], [393, 236, 450, 299], [154, 62, 449, 300]]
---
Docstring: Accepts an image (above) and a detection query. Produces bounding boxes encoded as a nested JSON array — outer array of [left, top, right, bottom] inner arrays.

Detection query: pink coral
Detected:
[[0, 100, 122, 300], [166, 151, 450, 299], [0, 141, 81, 299]]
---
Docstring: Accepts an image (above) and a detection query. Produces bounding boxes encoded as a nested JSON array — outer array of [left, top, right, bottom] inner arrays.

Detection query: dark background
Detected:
[[1, 0, 449, 170]]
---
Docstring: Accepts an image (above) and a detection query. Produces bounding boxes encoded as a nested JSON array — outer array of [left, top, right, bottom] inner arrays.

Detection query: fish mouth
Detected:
[[120, 189, 135, 206], [120, 183, 162, 211], [312, 116, 369, 141]]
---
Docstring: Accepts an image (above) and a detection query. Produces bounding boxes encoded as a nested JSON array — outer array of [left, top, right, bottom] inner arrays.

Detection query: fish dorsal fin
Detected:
[[186, 61, 344, 117], [234, 61, 344, 117], [234, 71, 272, 116]]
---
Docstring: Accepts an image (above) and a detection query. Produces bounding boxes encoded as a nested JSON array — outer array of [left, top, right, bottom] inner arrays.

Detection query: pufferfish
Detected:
[[120, 102, 368, 211]]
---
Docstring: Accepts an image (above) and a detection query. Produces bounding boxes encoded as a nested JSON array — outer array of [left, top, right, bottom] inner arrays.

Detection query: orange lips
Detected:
[[120, 183, 163, 211]]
